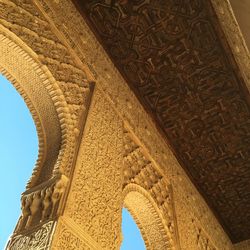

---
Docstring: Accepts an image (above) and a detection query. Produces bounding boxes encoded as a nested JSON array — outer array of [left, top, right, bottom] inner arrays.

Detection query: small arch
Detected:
[[123, 184, 174, 250]]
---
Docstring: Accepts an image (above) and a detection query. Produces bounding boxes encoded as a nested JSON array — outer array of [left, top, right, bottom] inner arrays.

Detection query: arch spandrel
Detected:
[[0, 31, 62, 187], [0, 0, 94, 180], [0, 2, 93, 247]]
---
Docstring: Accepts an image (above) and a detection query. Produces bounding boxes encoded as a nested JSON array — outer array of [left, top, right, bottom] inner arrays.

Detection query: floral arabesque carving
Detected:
[[6, 221, 55, 250], [78, 0, 250, 242], [123, 127, 180, 249], [0, 0, 93, 186], [15, 174, 68, 233]]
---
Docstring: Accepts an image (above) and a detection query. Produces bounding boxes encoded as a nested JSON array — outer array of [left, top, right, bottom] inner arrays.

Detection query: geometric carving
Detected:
[[2, 0, 249, 248], [6, 221, 55, 250], [16, 175, 68, 233], [0, 0, 92, 183], [123, 127, 180, 249], [76, 0, 250, 242], [194, 223, 217, 250]]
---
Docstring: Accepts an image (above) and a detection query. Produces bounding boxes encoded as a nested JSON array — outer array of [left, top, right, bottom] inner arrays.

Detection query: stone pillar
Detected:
[[6, 175, 68, 250], [234, 240, 250, 250], [50, 86, 124, 250], [6, 85, 124, 250]]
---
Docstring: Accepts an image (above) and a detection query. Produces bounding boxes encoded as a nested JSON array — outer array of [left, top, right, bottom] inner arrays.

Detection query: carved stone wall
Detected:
[[63, 86, 124, 250], [0, 28, 65, 249], [39, 0, 236, 249], [78, 0, 250, 243], [234, 240, 250, 250], [2, 0, 249, 249], [51, 217, 102, 250], [123, 185, 177, 250], [0, 0, 92, 186], [40, 1, 233, 249], [0, 1, 94, 248], [123, 128, 180, 249]]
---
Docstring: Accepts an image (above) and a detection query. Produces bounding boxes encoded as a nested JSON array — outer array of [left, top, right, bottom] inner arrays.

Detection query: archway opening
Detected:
[[121, 207, 146, 250], [122, 185, 173, 250], [0, 74, 38, 249]]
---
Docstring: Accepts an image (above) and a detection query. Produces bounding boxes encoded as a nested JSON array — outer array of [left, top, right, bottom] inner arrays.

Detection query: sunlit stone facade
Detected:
[[0, 0, 249, 249]]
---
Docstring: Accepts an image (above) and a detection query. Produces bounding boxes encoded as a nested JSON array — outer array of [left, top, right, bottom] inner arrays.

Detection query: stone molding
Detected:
[[210, 0, 250, 92], [38, 0, 233, 248], [2, 0, 248, 248], [6, 221, 56, 250], [51, 216, 103, 250]]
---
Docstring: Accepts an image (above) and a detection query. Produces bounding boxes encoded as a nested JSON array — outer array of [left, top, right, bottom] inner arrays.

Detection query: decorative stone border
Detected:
[[0, 24, 73, 188]]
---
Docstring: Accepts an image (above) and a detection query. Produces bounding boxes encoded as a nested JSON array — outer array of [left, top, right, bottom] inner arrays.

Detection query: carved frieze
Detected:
[[16, 175, 68, 233], [7, 221, 55, 250], [76, 0, 250, 242]]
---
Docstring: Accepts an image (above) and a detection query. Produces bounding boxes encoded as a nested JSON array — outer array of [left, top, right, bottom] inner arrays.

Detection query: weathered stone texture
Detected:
[[41, 0, 233, 249], [64, 86, 124, 249], [2, 0, 249, 249], [234, 240, 250, 250]]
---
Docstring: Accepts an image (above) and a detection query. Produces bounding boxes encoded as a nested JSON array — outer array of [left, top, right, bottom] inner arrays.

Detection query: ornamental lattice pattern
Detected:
[[0, 0, 93, 181], [77, 0, 250, 243], [123, 128, 178, 249], [7, 221, 55, 250]]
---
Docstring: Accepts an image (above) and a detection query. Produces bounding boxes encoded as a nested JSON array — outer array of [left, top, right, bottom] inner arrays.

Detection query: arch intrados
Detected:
[[123, 184, 173, 250], [0, 25, 71, 188], [0, 66, 45, 164]]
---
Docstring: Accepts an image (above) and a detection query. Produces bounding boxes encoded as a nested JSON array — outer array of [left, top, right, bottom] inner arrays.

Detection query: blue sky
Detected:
[[0, 74, 145, 249], [0, 74, 38, 249], [121, 208, 146, 249]]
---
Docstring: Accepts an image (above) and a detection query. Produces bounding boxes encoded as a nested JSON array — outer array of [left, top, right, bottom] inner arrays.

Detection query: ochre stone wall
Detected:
[[1, 0, 248, 249], [37, 1, 234, 249], [234, 240, 250, 250], [61, 86, 124, 249]]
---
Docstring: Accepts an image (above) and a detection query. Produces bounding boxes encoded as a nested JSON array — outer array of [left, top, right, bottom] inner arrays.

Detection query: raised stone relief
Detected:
[[7, 221, 55, 250], [16, 174, 68, 233], [123, 127, 180, 249]]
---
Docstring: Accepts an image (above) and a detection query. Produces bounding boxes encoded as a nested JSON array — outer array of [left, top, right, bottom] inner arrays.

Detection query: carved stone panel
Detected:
[[123, 127, 180, 249], [64, 86, 124, 250], [75, 0, 250, 243], [7, 221, 55, 250]]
